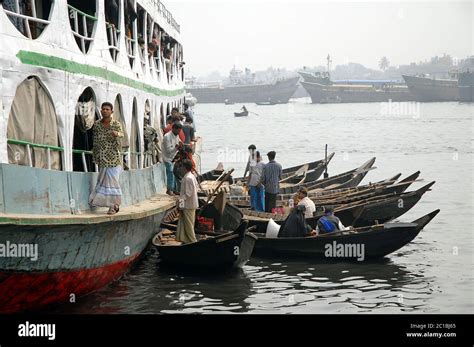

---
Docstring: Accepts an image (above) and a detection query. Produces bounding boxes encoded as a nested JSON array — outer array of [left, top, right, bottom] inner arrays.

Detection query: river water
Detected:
[[54, 99, 473, 314]]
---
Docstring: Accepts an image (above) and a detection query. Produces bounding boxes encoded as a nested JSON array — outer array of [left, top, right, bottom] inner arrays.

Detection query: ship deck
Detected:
[[0, 194, 176, 226]]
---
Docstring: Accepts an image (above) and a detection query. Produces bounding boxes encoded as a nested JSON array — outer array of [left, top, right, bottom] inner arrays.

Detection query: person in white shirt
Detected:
[[295, 187, 316, 219], [248, 151, 265, 211], [176, 159, 199, 243], [162, 122, 182, 195]]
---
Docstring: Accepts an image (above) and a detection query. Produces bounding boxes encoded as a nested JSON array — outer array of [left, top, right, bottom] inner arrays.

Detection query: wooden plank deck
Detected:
[[0, 194, 176, 226]]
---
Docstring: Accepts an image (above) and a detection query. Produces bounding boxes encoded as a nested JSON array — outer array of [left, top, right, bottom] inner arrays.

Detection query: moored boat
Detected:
[[251, 210, 440, 260], [0, 0, 189, 312], [152, 221, 257, 271]]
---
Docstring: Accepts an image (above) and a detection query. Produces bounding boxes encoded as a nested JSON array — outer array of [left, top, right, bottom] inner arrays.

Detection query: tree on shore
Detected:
[[379, 56, 390, 71]]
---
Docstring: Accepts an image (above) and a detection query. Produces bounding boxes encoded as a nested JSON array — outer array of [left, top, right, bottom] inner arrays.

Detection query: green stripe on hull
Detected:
[[16, 50, 184, 97]]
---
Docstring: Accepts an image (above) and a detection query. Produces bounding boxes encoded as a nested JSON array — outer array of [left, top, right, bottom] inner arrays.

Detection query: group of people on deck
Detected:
[[244, 144, 350, 237]]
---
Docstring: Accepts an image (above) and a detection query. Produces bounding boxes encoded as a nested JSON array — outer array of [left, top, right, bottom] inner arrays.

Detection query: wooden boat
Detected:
[[233, 153, 335, 184], [234, 110, 249, 117], [251, 210, 440, 260], [278, 157, 377, 195], [152, 221, 257, 271], [243, 181, 435, 232], [280, 152, 335, 184], [230, 171, 421, 208]]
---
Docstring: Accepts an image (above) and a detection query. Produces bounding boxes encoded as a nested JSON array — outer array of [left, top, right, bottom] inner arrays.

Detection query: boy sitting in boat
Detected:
[[316, 206, 350, 234]]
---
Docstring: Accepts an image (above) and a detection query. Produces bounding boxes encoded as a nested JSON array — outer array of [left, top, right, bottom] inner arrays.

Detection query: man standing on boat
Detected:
[[261, 151, 282, 213], [248, 151, 265, 212], [163, 122, 183, 195], [243, 144, 257, 178], [176, 159, 198, 243], [89, 102, 124, 215]]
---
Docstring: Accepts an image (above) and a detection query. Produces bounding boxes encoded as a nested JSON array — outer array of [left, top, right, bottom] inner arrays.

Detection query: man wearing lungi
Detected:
[[89, 102, 124, 215], [176, 159, 198, 243]]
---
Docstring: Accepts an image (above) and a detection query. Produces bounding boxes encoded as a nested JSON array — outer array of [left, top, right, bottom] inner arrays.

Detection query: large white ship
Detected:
[[0, 0, 196, 313]]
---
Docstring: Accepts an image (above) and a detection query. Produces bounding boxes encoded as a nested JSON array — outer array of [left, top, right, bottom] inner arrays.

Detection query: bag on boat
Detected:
[[265, 218, 281, 238], [318, 216, 336, 233]]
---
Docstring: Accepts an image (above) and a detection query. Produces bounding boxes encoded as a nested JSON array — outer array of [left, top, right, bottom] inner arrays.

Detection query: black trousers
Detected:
[[265, 192, 277, 213]]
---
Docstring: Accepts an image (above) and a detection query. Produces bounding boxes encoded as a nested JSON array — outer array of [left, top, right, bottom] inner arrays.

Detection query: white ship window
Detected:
[[113, 94, 130, 167], [105, 0, 120, 62], [7, 76, 62, 170], [67, 0, 97, 54], [1, 0, 53, 39], [130, 98, 141, 169], [124, 0, 137, 69], [72, 87, 98, 172]]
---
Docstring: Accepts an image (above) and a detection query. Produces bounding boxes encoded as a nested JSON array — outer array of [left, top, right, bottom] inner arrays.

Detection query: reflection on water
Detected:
[[53, 245, 437, 314]]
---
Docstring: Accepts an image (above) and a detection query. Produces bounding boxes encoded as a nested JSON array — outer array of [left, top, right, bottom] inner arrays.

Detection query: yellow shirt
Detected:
[[92, 119, 124, 168]]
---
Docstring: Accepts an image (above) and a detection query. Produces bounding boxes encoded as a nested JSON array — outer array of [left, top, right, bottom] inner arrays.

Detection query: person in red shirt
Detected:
[[163, 111, 185, 142]]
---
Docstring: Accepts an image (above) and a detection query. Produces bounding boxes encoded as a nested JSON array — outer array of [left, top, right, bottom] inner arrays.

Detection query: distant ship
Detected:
[[186, 77, 299, 104], [402, 74, 459, 102], [299, 55, 413, 103], [186, 66, 299, 104], [457, 71, 473, 102]]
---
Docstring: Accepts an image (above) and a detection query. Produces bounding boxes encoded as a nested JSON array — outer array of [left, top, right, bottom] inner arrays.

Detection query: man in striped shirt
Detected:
[[261, 151, 282, 213]]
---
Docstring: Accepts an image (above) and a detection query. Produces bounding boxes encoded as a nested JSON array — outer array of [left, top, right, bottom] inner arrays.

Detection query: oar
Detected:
[[249, 111, 260, 116], [324, 144, 329, 178]]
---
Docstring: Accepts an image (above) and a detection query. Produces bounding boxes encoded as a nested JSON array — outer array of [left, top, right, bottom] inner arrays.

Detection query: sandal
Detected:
[[107, 207, 117, 215]]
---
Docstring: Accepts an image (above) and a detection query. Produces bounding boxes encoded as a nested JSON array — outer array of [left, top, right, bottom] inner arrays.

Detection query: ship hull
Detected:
[[0, 209, 168, 313], [301, 81, 414, 104], [458, 72, 474, 102], [402, 75, 459, 102], [186, 77, 299, 104]]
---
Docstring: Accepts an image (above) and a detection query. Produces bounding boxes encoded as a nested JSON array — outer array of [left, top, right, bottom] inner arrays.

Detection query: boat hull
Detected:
[[0, 211, 167, 313], [155, 231, 257, 271], [402, 75, 459, 102], [458, 72, 474, 102], [301, 81, 414, 104], [186, 77, 299, 104], [253, 223, 421, 260]]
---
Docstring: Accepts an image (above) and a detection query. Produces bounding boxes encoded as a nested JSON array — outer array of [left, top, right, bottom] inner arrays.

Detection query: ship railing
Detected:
[[106, 23, 120, 61], [139, 45, 147, 72], [67, 5, 97, 54], [151, 0, 180, 33], [2, 5, 50, 39], [7, 140, 158, 172], [7, 139, 98, 172], [125, 36, 136, 64]]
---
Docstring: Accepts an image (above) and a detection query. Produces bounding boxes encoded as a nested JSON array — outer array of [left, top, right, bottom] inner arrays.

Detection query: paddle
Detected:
[[324, 144, 329, 179], [249, 111, 259, 116]]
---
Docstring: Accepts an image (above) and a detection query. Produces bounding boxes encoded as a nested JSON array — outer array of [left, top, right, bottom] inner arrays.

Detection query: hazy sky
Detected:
[[166, 0, 473, 76]]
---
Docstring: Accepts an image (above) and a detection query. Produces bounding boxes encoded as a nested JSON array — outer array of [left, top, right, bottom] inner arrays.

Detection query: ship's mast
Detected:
[[326, 54, 332, 79]]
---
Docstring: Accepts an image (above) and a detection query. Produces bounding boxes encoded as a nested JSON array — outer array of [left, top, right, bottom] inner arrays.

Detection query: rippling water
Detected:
[[53, 99, 473, 314]]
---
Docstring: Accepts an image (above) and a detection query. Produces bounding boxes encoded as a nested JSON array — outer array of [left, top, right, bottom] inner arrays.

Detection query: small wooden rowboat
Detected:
[[152, 221, 257, 271], [251, 210, 440, 260], [234, 110, 249, 117]]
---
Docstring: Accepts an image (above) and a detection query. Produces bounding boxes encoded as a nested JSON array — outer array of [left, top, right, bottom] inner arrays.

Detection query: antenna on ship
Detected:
[[326, 54, 332, 80]]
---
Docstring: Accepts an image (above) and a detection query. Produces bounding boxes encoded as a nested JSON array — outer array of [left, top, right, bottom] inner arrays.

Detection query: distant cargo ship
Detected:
[[186, 76, 300, 104], [299, 55, 413, 103], [402, 74, 459, 102], [458, 72, 474, 102], [300, 80, 413, 104]]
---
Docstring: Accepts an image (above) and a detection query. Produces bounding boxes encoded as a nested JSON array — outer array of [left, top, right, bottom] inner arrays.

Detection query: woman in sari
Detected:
[[89, 102, 124, 215]]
